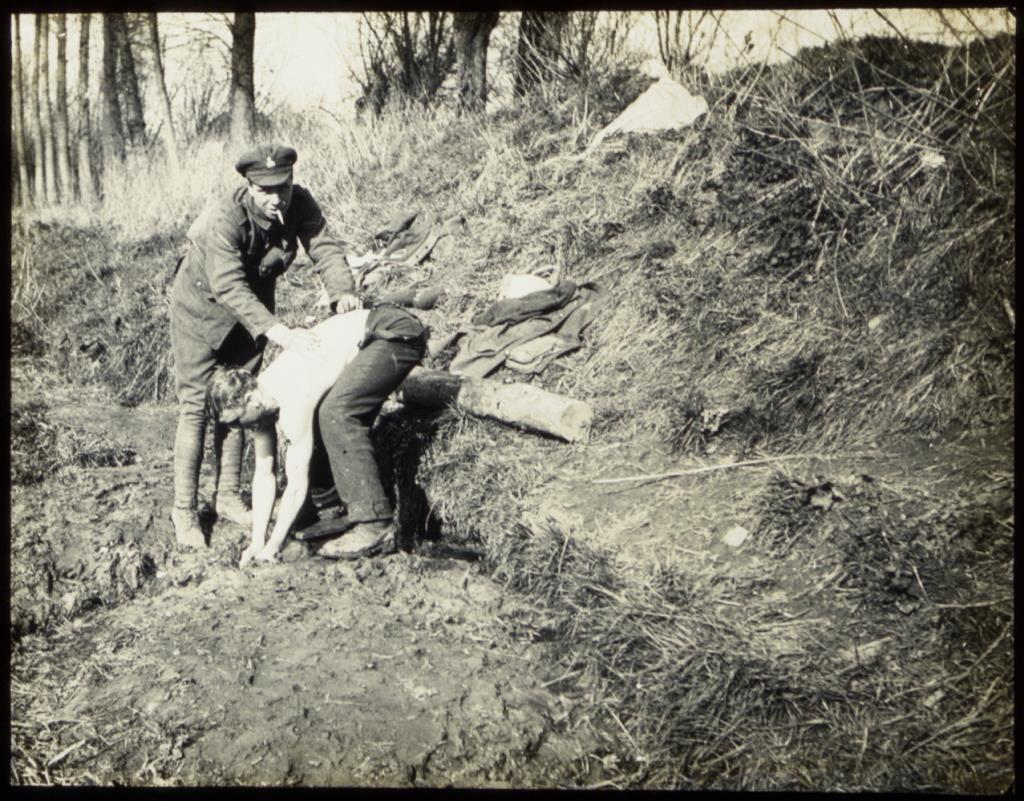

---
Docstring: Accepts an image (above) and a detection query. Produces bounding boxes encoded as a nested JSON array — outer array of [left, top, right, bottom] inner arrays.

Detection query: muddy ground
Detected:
[[9, 391, 607, 787], [9, 369, 1014, 788]]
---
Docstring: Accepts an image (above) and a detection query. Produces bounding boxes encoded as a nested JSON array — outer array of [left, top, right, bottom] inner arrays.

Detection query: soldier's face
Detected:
[[247, 177, 294, 222]]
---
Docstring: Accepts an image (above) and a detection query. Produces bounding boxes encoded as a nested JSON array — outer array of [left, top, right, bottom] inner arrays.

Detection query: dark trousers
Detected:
[[315, 306, 426, 523]]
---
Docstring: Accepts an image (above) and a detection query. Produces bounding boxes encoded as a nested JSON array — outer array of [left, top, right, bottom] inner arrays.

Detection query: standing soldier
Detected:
[[169, 144, 361, 547]]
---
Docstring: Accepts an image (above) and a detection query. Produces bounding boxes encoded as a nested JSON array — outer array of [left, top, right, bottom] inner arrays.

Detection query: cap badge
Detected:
[[265, 156, 276, 168]]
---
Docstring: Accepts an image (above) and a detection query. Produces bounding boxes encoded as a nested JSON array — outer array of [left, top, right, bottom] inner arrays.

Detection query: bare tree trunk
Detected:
[[453, 12, 499, 112], [12, 14, 31, 208], [229, 12, 257, 147], [29, 15, 45, 202], [100, 13, 126, 169], [38, 14, 58, 204], [423, 11, 454, 101], [514, 11, 567, 96], [112, 13, 146, 147], [54, 13, 74, 200], [146, 13, 179, 169], [77, 13, 96, 202]]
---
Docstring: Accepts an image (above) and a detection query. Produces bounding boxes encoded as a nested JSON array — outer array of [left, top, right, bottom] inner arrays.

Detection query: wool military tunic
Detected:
[[171, 184, 355, 351]]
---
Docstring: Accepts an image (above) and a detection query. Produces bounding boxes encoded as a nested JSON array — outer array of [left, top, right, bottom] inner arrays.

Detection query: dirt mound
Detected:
[[12, 223, 178, 406]]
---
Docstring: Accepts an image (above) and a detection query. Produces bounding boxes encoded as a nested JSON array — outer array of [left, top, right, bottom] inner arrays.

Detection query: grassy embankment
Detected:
[[11, 34, 1014, 790]]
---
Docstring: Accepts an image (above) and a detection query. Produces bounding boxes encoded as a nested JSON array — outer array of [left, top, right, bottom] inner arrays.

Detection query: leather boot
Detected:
[[171, 508, 207, 548], [215, 492, 252, 528], [318, 521, 396, 560]]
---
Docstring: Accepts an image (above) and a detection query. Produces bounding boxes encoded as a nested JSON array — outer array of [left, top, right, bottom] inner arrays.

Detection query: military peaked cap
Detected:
[[235, 144, 297, 186]]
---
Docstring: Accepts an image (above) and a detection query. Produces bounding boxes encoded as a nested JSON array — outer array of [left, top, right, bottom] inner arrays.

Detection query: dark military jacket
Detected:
[[171, 184, 354, 350]]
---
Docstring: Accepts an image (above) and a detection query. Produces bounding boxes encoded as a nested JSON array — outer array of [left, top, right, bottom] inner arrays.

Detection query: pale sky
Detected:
[[254, 9, 1016, 111], [11, 10, 1016, 122]]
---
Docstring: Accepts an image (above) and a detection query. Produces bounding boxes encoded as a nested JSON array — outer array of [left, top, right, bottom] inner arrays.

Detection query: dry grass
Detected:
[[10, 615, 202, 786], [10, 222, 178, 407], [422, 442, 1013, 790]]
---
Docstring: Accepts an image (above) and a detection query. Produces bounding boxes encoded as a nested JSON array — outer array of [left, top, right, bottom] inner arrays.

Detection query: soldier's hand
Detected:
[[334, 293, 363, 314]]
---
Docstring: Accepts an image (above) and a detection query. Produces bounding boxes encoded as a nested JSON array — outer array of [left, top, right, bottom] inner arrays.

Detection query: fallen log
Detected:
[[396, 367, 592, 442]]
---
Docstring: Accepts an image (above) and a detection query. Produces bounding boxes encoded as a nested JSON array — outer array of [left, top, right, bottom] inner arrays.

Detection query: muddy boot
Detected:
[[294, 507, 353, 542], [215, 492, 252, 528], [318, 521, 396, 560], [171, 508, 207, 549]]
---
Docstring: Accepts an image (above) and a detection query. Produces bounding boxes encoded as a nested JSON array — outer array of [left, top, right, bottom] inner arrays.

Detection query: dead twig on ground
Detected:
[[46, 738, 87, 769], [593, 452, 889, 485]]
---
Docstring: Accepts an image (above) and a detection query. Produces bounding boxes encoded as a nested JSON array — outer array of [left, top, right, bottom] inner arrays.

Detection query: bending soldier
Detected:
[[204, 307, 427, 564]]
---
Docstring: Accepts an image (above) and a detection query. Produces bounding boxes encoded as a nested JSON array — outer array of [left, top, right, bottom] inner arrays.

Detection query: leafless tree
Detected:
[[654, 10, 722, 77], [28, 15, 45, 201], [453, 12, 500, 112], [514, 11, 567, 95], [100, 13, 126, 168], [559, 12, 637, 84], [12, 14, 31, 207], [77, 13, 95, 201], [165, 15, 232, 143], [354, 15, 392, 115], [38, 14, 58, 203], [229, 12, 256, 146], [112, 13, 146, 146], [54, 13, 75, 200], [146, 13, 179, 169], [417, 12, 456, 100], [354, 12, 455, 114]]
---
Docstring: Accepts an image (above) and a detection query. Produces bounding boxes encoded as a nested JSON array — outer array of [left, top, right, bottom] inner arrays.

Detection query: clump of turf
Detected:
[[10, 400, 60, 485], [10, 400, 138, 487]]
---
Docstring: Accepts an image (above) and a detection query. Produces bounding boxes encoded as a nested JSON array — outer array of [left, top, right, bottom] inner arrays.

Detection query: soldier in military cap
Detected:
[[169, 143, 362, 547]]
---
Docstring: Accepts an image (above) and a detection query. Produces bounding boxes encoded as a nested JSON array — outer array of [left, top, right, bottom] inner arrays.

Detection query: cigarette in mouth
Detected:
[[274, 210, 284, 225]]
